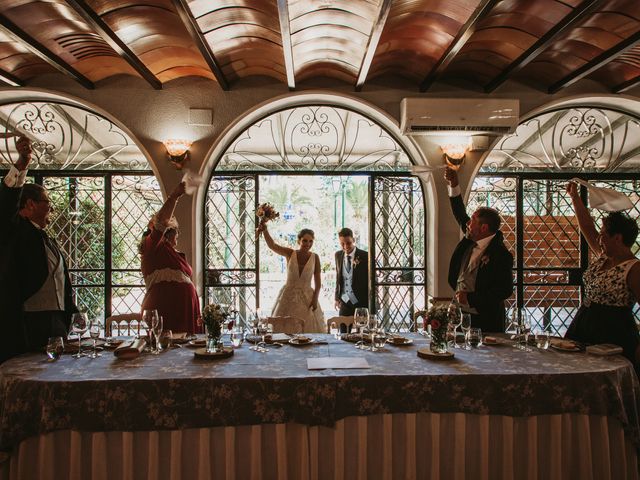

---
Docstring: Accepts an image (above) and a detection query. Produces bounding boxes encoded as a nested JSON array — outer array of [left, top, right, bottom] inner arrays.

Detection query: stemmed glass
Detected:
[[88, 320, 102, 358], [142, 309, 159, 351], [151, 315, 163, 354], [460, 313, 472, 350], [517, 310, 533, 352], [256, 314, 270, 352], [70, 313, 88, 358], [354, 308, 369, 349], [448, 303, 463, 349]]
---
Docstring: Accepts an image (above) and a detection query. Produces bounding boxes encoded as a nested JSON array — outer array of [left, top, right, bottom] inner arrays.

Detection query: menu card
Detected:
[[307, 357, 370, 370]]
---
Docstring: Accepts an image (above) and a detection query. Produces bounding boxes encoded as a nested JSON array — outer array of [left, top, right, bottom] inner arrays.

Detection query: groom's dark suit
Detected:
[[447, 195, 513, 332], [0, 180, 75, 363], [335, 248, 369, 316]]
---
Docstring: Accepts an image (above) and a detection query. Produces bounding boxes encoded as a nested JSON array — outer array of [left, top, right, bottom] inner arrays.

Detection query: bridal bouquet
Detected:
[[256, 202, 280, 227]]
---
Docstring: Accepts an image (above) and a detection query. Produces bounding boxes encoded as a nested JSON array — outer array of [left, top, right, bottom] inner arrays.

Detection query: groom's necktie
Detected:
[[346, 254, 352, 273], [41, 229, 62, 261], [457, 241, 477, 293]]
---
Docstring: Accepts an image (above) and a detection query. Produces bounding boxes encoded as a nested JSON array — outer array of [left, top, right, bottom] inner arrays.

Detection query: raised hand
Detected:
[[566, 181, 580, 200], [444, 166, 458, 187], [170, 181, 186, 200], [15, 136, 32, 171]]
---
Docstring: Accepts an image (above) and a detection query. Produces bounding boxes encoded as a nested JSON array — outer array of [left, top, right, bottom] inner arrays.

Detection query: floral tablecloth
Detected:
[[1, 334, 638, 450]]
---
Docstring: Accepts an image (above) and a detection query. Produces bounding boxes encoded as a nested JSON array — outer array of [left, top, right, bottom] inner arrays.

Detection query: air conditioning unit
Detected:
[[400, 98, 519, 135]]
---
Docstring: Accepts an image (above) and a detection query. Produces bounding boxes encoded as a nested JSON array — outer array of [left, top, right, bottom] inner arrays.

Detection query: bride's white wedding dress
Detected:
[[271, 251, 325, 333]]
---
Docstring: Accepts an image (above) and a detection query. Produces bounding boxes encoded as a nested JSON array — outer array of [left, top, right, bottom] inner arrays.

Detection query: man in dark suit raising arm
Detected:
[[444, 167, 513, 332], [0, 136, 77, 362]]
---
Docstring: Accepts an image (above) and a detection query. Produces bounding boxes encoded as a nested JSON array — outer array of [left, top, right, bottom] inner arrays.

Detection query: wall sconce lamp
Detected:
[[440, 143, 468, 170], [164, 139, 192, 170]]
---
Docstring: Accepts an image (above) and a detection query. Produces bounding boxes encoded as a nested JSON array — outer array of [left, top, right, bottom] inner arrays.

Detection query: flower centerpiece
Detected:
[[202, 303, 230, 353], [415, 304, 451, 354]]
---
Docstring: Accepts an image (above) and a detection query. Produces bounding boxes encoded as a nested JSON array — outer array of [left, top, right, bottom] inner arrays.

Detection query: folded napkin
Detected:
[[586, 343, 623, 356], [114, 338, 147, 359], [550, 339, 576, 349], [571, 178, 633, 212]]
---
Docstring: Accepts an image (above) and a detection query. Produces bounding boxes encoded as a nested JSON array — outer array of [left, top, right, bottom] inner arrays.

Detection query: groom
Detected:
[[334, 228, 369, 317]]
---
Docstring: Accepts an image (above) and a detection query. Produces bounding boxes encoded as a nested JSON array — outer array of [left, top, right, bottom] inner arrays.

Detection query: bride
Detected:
[[257, 224, 325, 333]]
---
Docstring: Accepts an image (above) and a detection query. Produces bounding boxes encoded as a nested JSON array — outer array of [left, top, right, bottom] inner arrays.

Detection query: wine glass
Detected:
[[88, 320, 102, 358], [353, 308, 369, 349], [151, 315, 163, 354], [518, 310, 533, 352], [448, 303, 462, 349], [460, 313, 472, 350], [142, 309, 159, 351], [46, 336, 64, 361], [70, 313, 88, 358], [257, 314, 269, 352]]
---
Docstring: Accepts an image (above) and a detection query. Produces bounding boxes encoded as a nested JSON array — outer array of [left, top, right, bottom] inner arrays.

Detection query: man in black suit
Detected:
[[444, 167, 513, 332], [0, 136, 77, 362], [334, 228, 369, 318]]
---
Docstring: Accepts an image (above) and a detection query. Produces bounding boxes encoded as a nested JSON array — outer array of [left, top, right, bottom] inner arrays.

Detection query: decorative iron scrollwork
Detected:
[[0, 102, 147, 170], [482, 107, 640, 173], [217, 106, 411, 172]]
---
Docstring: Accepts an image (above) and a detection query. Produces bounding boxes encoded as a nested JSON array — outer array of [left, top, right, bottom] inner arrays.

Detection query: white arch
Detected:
[[0, 87, 160, 189], [194, 91, 435, 297]]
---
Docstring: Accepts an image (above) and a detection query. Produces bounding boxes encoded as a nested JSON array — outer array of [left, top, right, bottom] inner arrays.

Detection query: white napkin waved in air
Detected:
[[181, 169, 204, 195], [571, 178, 634, 212]]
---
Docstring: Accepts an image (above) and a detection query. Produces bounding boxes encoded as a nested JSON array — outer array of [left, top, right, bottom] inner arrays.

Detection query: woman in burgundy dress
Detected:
[[139, 181, 201, 334]]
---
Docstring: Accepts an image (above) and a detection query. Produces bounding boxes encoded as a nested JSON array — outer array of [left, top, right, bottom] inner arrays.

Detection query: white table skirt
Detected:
[[3, 412, 637, 480]]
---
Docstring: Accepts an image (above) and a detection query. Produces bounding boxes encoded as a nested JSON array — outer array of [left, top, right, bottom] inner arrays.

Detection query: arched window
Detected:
[[1, 101, 161, 322], [470, 106, 640, 335], [203, 105, 426, 331]]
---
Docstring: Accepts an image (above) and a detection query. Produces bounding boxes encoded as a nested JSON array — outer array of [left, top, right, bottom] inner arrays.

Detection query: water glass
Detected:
[[535, 331, 550, 350], [159, 330, 173, 350], [46, 336, 64, 360], [372, 328, 387, 350], [231, 327, 244, 348], [329, 322, 339, 338], [469, 328, 482, 347], [354, 308, 369, 334]]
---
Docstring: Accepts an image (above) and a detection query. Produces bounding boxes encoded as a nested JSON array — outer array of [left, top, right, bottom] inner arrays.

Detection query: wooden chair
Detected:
[[105, 313, 145, 336], [327, 316, 355, 333], [268, 316, 305, 335]]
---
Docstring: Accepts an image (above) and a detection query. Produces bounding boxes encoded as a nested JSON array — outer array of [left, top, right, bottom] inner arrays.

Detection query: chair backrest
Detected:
[[105, 313, 144, 336], [268, 316, 305, 335], [326, 316, 355, 333]]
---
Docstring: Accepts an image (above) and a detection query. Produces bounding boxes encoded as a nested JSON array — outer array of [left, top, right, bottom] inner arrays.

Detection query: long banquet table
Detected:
[[0, 334, 639, 480]]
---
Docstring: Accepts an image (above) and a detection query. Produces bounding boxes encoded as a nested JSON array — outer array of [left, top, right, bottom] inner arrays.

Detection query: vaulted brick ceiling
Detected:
[[0, 0, 638, 93]]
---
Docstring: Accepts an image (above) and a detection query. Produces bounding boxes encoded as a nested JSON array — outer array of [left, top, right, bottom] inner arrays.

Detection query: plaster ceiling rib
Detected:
[[0, 13, 94, 89], [171, 0, 229, 90], [64, 0, 162, 90], [0, 67, 23, 87], [483, 0, 604, 93], [277, 0, 295, 90], [613, 75, 640, 93], [355, 0, 392, 92], [548, 30, 640, 94], [419, 0, 499, 92]]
